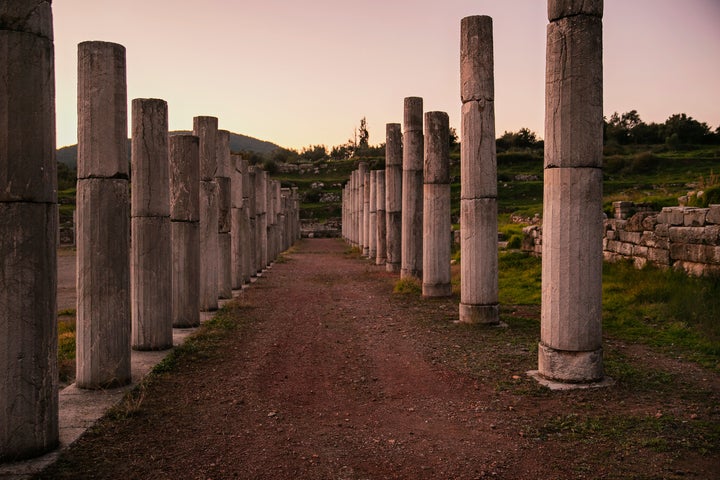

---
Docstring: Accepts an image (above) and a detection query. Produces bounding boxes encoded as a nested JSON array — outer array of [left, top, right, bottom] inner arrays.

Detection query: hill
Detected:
[[56, 131, 280, 169]]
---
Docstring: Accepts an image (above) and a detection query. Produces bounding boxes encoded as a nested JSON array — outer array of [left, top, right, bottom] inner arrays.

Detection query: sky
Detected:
[[53, 0, 720, 150]]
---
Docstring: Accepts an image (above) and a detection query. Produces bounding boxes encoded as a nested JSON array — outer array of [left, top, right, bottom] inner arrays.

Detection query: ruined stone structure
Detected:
[[375, 170, 387, 265], [363, 170, 371, 257], [216, 130, 232, 299], [401, 97, 424, 279], [538, 0, 605, 384], [459, 15, 500, 324], [193, 116, 219, 311], [76, 41, 132, 389], [240, 160, 254, 283], [169, 134, 201, 328], [385, 124, 403, 273], [422, 112, 453, 297], [248, 167, 259, 274], [369, 170, 378, 260], [256, 169, 268, 271], [523, 202, 720, 277], [131, 98, 172, 350], [0, 0, 59, 459], [230, 154, 246, 289]]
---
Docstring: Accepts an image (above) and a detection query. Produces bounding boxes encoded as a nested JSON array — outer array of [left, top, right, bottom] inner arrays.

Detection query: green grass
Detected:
[[393, 277, 422, 295]]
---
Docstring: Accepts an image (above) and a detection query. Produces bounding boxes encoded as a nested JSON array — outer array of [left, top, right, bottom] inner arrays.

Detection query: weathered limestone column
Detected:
[[247, 166, 258, 275], [193, 116, 219, 311], [368, 170, 378, 260], [76, 41, 131, 388], [422, 112, 452, 297], [350, 170, 358, 247], [274, 181, 283, 254], [363, 171, 371, 256], [538, 0, 605, 383], [255, 169, 268, 271], [0, 0, 59, 459], [216, 130, 232, 299], [169, 134, 200, 328], [376, 170, 387, 265], [459, 16, 500, 324], [292, 186, 300, 242], [130, 98, 172, 350], [230, 154, 244, 290], [240, 159, 254, 283], [401, 97, 424, 279], [356, 162, 368, 255], [385, 123, 403, 273]]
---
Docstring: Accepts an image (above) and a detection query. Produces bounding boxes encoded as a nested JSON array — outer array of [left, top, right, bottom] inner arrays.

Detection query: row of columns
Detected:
[[343, 0, 605, 386], [1, 28, 300, 460]]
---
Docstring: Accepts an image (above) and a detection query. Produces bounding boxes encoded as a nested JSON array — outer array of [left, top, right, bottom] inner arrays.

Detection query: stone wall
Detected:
[[522, 201, 720, 276]]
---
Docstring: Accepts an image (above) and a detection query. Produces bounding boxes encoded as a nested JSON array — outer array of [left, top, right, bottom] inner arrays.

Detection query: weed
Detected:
[[393, 277, 422, 295]]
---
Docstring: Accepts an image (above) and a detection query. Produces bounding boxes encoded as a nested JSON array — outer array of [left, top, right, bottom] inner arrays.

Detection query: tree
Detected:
[[358, 117, 369, 149], [662, 113, 711, 145]]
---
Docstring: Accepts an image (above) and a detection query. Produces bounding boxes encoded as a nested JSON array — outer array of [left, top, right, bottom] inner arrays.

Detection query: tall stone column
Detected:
[[350, 171, 358, 247], [423, 112, 452, 297], [368, 170, 378, 260], [363, 171, 371, 256], [539, 0, 605, 383], [193, 116, 219, 311], [240, 159, 253, 283], [375, 170, 387, 265], [459, 16, 500, 324], [131, 98, 172, 350], [401, 97, 424, 279], [216, 130, 232, 299], [230, 154, 244, 290], [385, 123, 403, 273], [0, 0, 59, 459], [255, 169, 268, 271], [274, 181, 283, 254], [169, 134, 200, 328], [357, 162, 368, 255], [291, 186, 300, 242], [247, 167, 258, 275], [76, 41, 131, 388]]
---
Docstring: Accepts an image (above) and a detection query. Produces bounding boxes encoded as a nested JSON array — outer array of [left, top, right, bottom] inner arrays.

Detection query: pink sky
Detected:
[[53, 0, 720, 150]]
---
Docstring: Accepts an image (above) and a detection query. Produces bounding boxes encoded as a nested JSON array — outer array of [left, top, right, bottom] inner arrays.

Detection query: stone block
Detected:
[[706, 204, 720, 224], [669, 226, 705, 245], [538, 343, 604, 383], [131, 216, 172, 350], [548, 0, 603, 22], [541, 167, 603, 352], [684, 207, 707, 227], [131, 98, 169, 217], [169, 134, 200, 222], [659, 207, 684, 226], [670, 243, 705, 263], [460, 198, 499, 315], [76, 178, 131, 389], [625, 212, 653, 232], [77, 41, 128, 179], [460, 15, 494, 103], [632, 245, 648, 258], [461, 100, 497, 198], [641, 214, 659, 231], [647, 247, 670, 266], [403, 97, 423, 133], [193, 116, 218, 181], [605, 229, 616, 241], [0, 29, 56, 202], [171, 220, 200, 328], [544, 15, 603, 169], [0, 202, 58, 458], [618, 231, 642, 244]]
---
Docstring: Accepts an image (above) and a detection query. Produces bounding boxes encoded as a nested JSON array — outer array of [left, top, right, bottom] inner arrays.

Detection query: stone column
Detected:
[[376, 170, 387, 265], [274, 181, 283, 254], [216, 130, 232, 299], [422, 112, 452, 297], [363, 171, 371, 256], [230, 154, 244, 290], [255, 169, 268, 271], [539, 0, 605, 383], [76, 41, 131, 388], [401, 97, 424, 279], [240, 159, 254, 283], [131, 98, 172, 350], [193, 116, 219, 311], [292, 186, 300, 242], [350, 170, 358, 247], [385, 123, 403, 273], [247, 166, 258, 275], [459, 16, 500, 324], [0, 0, 59, 459], [169, 134, 200, 328], [368, 170, 378, 260]]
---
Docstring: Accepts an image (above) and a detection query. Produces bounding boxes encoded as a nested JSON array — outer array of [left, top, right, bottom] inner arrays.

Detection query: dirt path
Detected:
[[37, 238, 719, 479]]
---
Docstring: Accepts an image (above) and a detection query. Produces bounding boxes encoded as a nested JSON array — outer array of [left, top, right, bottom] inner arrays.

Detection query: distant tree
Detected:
[[662, 113, 712, 145], [330, 143, 353, 160], [496, 128, 542, 151], [358, 117, 369, 149], [449, 126, 459, 151], [300, 144, 327, 162]]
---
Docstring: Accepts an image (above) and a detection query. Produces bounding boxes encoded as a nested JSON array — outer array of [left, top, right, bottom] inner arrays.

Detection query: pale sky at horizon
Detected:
[[53, 0, 720, 150]]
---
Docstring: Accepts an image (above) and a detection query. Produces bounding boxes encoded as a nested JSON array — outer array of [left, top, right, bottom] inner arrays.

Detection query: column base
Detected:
[[386, 262, 400, 274], [422, 283, 452, 298], [458, 303, 499, 324], [537, 342, 604, 383]]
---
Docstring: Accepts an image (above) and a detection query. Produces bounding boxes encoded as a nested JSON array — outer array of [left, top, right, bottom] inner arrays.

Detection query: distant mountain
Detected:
[[56, 131, 281, 169]]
